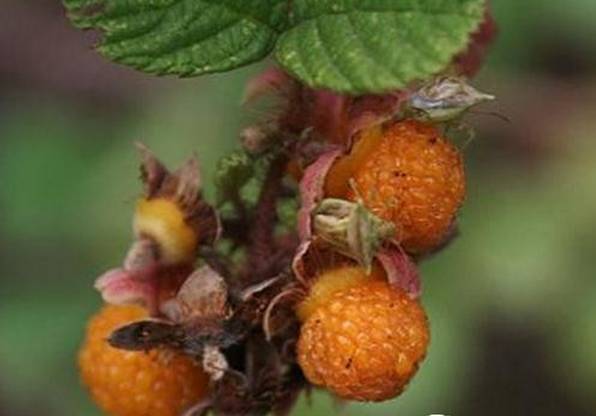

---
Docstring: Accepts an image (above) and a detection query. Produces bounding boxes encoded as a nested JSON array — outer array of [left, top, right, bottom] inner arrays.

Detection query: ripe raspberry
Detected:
[[325, 120, 465, 253], [79, 305, 209, 416], [296, 266, 429, 401]]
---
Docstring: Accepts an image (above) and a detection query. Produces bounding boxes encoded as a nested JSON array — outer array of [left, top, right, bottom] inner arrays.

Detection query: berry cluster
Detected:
[[79, 23, 496, 416]]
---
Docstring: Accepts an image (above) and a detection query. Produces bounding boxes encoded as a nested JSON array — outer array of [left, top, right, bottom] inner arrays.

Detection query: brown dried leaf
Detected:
[[292, 149, 343, 283], [163, 266, 230, 324], [174, 154, 202, 210]]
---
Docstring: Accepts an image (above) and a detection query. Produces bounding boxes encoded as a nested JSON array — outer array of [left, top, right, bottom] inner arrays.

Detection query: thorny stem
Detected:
[[246, 154, 288, 281]]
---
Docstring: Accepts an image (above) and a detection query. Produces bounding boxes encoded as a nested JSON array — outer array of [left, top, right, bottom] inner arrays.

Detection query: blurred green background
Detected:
[[1, 1, 596, 415]]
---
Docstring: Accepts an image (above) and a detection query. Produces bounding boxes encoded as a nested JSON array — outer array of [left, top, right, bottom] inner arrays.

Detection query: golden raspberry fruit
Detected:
[[325, 120, 465, 253], [79, 305, 209, 416], [296, 266, 429, 401]]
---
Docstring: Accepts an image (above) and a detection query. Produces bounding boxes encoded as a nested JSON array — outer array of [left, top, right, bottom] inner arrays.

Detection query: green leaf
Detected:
[[63, 0, 289, 76], [274, 0, 486, 94]]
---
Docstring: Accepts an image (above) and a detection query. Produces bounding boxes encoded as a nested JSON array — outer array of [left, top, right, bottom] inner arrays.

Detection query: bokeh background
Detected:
[[2, 1, 596, 415]]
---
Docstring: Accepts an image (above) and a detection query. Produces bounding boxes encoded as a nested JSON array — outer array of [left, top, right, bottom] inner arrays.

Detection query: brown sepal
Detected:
[[162, 266, 231, 323], [136, 142, 168, 198]]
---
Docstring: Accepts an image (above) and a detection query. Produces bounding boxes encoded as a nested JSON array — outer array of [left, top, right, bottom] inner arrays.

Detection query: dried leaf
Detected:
[[163, 266, 230, 323], [292, 148, 342, 282], [296, 148, 343, 241], [94, 268, 157, 310], [202, 344, 229, 381], [174, 154, 202, 210]]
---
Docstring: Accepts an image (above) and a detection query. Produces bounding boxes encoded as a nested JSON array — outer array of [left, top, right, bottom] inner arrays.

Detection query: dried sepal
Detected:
[[202, 344, 229, 382], [296, 148, 343, 241], [162, 266, 230, 323], [182, 398, 212, 416], [376, 245, 421, 299], [94, 268, 157, 310], [94, 241, 189, 313], [231, 270, 301, 342], [173, 154, 202, 212], [189, 201, 222, 248], [313, 198, 395, 272], [262, 284, 304, 341], [136, 142, 168, 198], [292, 148, 343, 283], [291, 241, 311, 286], [95, 236, 181, 313], [94, 264, 190, 316], [239, 276, 284, 302], [207, 339, 305, 416]]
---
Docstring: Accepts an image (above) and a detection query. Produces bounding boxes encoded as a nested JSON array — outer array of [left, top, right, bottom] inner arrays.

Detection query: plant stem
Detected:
[[246, 154, 288, 281]]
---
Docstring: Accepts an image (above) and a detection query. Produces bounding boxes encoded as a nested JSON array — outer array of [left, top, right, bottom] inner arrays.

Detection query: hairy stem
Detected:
[[246, 154, 288, 281]]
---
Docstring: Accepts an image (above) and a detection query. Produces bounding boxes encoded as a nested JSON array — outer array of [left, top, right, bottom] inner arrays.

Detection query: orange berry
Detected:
[[296, 266, 429, 401], [325, 120, 465, 253], [324, 124, 385, 198], [79, 305, 209, 416]]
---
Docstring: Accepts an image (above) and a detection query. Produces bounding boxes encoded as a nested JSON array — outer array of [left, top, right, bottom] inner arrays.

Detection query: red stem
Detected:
[[246, 155, 288, 280]]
